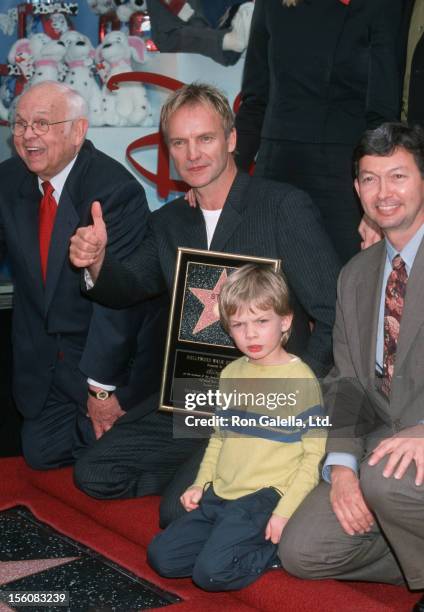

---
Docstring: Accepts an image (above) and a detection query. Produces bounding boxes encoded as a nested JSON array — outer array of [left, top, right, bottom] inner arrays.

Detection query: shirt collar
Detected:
[[37, 155, 78, 201], [385, 222, 424, 272]]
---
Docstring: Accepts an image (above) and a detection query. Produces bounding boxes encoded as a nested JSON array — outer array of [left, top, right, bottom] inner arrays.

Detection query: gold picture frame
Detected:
[[159, 248, 281, 416]]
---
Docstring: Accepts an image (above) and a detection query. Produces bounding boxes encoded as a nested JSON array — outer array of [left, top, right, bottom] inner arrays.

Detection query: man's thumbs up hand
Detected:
[[91, 201, 106, 239], [69, 201, 108, 283]]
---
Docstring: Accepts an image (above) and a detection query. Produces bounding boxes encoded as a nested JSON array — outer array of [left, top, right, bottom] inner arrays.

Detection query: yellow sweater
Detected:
[[193, 356, 327, 518]]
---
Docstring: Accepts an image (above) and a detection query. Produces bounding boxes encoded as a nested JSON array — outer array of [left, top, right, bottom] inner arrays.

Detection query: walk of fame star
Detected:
[[189, 269, 228, 334], [0, 558, 77, 585], [0, 507, 179, 611]]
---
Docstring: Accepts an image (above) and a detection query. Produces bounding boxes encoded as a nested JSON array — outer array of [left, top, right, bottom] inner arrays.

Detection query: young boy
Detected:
[[147, 264, 326, 591]]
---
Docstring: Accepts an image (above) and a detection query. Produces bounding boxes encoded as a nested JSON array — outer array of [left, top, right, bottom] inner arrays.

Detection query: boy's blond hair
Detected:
[[219, 264, 293, 345], [160, 82, 234, 141]]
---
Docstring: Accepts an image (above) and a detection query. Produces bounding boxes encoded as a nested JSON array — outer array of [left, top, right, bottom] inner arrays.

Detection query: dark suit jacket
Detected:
[[235, 0, 403, 169], [90, 172, 341, 377], [0, 140, 158, 418], [325, 237, 424, 459]]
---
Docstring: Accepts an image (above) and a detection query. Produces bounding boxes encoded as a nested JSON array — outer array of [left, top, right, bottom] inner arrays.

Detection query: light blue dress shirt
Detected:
[[323, 224, 424, 482]]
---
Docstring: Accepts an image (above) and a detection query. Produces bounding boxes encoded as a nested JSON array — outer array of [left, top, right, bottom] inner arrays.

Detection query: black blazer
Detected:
[[90, 172, 341, 377], [0, 140, 152, 418], [235, 0, 403, 169]]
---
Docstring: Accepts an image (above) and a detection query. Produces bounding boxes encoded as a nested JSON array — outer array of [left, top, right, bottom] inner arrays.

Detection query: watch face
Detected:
[[97, 390, 110, 400]]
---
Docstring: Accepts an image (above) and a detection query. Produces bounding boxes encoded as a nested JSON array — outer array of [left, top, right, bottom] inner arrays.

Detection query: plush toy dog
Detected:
[[61, 30, 104, 126], [113, 0, 148, 23], [8, 33, 66, 86], [96, 30, 152, 126]]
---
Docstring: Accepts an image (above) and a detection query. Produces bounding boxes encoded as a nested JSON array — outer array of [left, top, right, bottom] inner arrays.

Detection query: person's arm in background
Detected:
[[354, 0, 403, 250], [366, 0, 403, 127], [234, 0, 269, 170]]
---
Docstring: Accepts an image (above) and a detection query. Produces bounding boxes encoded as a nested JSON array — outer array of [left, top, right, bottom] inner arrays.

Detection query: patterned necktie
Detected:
[[382, 254, 408, 396], [39, 181, 57, 284]]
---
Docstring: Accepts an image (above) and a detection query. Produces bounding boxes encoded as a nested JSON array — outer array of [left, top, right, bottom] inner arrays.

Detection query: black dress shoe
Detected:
[[412, 594, 424, 612], [267, 554, 282, 570]]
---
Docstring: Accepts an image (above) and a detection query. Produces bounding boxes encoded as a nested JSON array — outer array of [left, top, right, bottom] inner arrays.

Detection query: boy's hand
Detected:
[[180, 486, 203, 511], [265, 514, 289, 544]]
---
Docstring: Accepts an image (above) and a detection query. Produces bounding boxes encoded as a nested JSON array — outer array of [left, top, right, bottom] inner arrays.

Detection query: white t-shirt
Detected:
[[201, 207, 223, 248]]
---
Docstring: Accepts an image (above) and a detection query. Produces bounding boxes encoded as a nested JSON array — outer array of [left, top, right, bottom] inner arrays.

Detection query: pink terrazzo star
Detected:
[[189, 269, 228, 334], [0, 558, 77, 585]]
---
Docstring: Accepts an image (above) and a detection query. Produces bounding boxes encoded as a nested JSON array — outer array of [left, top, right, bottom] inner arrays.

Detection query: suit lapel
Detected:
[[394, 236, 424, 371], [14, 173, 44, 299], [209, 172, 249, 252], [182, 205, 208, 250], [356, 243, 386, 379]]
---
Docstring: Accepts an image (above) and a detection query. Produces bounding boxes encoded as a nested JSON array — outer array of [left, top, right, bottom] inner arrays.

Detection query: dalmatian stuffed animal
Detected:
[[113, 0, 148, 23], [8, 33, 66, 86], [61, 31, 103, 126], [96, 30, 152, 126]]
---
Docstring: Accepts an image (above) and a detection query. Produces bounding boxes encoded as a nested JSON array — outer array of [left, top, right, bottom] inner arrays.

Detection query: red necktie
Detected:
[[382, 255, 408, 396], [39, 181, 57, 283]]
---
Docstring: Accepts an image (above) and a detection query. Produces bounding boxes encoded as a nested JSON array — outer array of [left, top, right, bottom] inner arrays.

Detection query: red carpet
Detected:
[[0, 457, 420, 611]]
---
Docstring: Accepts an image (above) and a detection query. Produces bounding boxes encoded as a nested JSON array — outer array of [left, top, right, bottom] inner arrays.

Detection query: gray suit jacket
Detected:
[[325, 236, 424, 459], [90, 172, 341, 377]]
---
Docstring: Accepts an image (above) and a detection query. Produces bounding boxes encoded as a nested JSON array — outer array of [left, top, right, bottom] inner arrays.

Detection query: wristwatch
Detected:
[[88, 388, 113, 401]]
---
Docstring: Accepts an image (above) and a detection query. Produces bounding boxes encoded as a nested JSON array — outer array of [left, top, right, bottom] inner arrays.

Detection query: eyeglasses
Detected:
[[10, 118, 75, 137]]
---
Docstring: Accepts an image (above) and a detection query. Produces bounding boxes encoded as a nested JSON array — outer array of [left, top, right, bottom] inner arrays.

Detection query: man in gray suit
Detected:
[[281, 123, 424, 609], [69, 82, 340, 526]]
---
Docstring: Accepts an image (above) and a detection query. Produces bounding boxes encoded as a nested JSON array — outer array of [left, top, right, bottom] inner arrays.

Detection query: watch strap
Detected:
[[88, 388, 113, 401]]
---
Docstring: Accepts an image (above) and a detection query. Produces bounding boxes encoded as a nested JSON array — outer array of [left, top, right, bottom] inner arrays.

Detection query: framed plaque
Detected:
[[159, 248, 281, 416]]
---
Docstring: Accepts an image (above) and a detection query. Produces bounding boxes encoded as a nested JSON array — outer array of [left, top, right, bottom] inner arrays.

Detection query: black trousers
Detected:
[[21, 350, 96, 470], [73, 394, 208, 527], [147, 486, 280, 591], [255, 140, 362, 264], [19, 295, 168, 471]]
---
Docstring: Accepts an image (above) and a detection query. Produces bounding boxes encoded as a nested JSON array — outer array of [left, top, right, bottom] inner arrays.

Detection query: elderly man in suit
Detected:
[[280, 122, 424, 611], [69, 82, 341, 526], [0, 81, 165, 469]]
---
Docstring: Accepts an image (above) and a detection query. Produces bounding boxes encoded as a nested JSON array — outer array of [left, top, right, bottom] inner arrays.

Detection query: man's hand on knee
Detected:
[[368, 424, 424, 486], [87, 392, 125, 439], [330, 466, 374, 536]]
